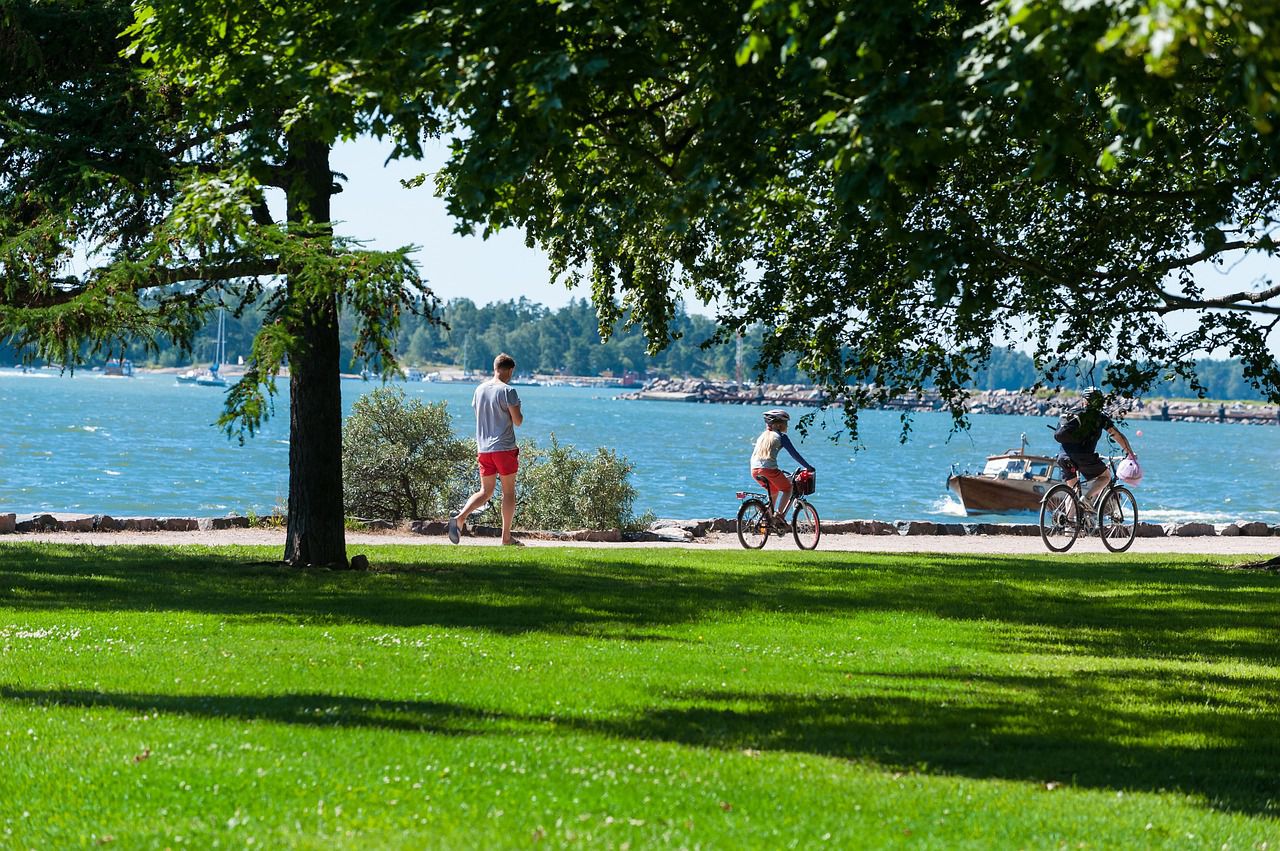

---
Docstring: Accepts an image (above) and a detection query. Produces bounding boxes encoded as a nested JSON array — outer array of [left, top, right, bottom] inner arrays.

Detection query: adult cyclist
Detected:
[[1052, 388, 1136, 509], [750, 409, 815, 529]]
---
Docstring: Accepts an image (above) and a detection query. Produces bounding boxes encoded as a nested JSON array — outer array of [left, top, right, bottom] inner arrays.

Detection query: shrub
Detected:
[[496, 435, 646, 532], [342, 388, 474, 521], [344, 391, 648, 530]]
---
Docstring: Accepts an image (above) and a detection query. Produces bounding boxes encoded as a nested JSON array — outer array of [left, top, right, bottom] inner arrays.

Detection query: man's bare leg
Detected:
[[1084, 469, 1111, 507], [454, 474, 497, 535], [499, 472, 518, 544]]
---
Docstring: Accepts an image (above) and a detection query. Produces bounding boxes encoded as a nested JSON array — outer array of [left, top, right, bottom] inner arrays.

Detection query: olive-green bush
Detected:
[[343, 390, 648, 530], [341, 388, 475, 522], [503, 435, 648, 532]]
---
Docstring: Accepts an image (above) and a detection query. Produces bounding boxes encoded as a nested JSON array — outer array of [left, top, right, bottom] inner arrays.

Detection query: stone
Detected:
[[0, 513, 14, 534], [820, 519, 895, 535], [648, 526, 694, 542], [1233, 521, 1271, 537], [163, 518, 197, 532], [197, 518, 216, 532], [685, 519, 714, 537], [1169, 522, 1215, 537], [61, 517, 95, 532], [213, 516, 250, 529], [95, 515, 120, 532], [31, 514, 60, 532], [1219, 523, 1241, 537], [569, 529, 623, 542], [861, 520, 898, 535], [938, 523, 966, 536], [649, 518, 707, 537], [409, 520, 447, 535], [350, 554, 370, 571], [122, 517, 159, 532], [903, 521, 940, 536], [1134, 522, 1165, 538], [708, 518, 737, 533], [818, 520, 861, 534]]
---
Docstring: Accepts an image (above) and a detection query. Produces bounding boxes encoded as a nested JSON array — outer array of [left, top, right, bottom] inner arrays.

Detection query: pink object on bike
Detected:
[[1117, 456, 1143, 485]]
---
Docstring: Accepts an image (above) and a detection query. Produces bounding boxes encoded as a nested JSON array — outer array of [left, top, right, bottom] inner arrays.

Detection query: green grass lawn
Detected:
[[1, 543, 1277, 849]]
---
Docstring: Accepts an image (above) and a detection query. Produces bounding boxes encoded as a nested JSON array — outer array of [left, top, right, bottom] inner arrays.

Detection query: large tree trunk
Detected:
[[282, 135, 347, 567]]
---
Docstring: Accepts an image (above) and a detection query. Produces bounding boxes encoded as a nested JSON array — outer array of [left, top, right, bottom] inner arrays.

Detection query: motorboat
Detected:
[[103, 358, 135, 377], [946, 433, 1064, 514]]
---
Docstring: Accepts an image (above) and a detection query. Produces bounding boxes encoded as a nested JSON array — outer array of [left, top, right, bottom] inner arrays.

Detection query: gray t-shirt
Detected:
[[472, 379, 521, 452]]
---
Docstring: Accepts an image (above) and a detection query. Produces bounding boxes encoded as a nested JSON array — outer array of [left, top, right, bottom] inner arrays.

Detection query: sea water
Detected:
[[1, 368, 1276, 524]]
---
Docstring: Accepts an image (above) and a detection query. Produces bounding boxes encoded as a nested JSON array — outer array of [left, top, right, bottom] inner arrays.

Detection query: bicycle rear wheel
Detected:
[[1098, 486, 1138, 553], [1039, 483, 1081, 553], [736, 499, 771, 549], [791, 501, 820, 550]]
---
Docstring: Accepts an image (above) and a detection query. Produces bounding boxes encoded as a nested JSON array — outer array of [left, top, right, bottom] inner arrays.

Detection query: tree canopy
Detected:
[[425, 0, 1280, 436], [0, 0, 443, 564]]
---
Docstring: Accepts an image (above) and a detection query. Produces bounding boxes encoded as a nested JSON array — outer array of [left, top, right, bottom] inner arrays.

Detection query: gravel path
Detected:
[[4, 528, 1276, 556]]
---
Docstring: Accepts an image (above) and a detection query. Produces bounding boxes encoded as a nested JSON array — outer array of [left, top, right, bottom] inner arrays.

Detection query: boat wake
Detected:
[[930, 495, 968, 517]]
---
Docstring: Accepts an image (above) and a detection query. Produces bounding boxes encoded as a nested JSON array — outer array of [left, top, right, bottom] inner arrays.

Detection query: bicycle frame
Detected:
[[1040, 434, 1139, 553], [736, 468, 821, 550]]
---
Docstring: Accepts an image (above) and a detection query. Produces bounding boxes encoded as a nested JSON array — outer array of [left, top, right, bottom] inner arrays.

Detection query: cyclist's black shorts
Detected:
[[1058, 449, 1105, 481]]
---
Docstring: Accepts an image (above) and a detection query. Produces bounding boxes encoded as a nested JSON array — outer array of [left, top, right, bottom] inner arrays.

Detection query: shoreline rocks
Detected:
[[1, 512, 1275, 539], [618, 379, 1280, 425]]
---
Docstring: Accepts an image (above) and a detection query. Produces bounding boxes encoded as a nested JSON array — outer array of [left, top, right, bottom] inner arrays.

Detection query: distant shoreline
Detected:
[[619, 379, 1280, 425]]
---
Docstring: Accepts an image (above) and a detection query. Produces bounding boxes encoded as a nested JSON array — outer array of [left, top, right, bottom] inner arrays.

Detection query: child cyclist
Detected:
[[750, 409, 815, 529]]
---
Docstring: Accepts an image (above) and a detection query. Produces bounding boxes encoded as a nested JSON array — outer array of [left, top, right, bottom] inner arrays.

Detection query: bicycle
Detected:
[[736, 468, 821, 550], [1038, 443, 1139, 553]]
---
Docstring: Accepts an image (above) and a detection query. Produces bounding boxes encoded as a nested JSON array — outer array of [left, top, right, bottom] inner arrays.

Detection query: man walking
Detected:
[[448, 353, 523, 546]]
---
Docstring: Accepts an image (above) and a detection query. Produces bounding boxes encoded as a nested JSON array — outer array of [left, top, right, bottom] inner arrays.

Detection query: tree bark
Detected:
[[282, 134, 347, 567]]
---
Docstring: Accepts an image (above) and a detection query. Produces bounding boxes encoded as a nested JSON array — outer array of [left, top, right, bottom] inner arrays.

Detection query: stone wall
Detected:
[[0, 512, 1274, 538]]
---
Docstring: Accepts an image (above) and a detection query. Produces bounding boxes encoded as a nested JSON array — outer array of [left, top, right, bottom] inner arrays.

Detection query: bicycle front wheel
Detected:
[[1098, 486, 1138, 553], [736, 499, 771, 549], [1039, 483, 1081, 553], [791, 501, 821, 550]]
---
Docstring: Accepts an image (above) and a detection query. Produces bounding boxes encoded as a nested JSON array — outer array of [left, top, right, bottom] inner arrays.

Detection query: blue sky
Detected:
[[330, 136, 568, 309]]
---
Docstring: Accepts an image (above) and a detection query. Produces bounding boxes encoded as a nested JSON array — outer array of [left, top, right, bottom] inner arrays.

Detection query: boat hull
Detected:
[[947, 474, 1052, 514]]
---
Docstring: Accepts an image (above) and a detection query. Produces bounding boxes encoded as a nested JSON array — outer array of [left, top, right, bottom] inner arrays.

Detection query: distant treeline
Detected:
[[0, 297, 1270, 400]]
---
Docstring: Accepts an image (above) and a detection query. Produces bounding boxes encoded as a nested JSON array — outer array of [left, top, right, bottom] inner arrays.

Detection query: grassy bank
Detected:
[[1, 543, 1277, 848]]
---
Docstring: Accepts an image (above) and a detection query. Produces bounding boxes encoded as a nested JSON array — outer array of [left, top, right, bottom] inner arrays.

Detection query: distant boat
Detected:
[[945, 434, 1064, 514], [103, 358, 135, 378], [177, 310, 228, 387]]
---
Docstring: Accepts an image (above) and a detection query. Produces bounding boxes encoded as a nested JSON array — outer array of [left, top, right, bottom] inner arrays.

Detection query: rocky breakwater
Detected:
[[621, 379, 1280, 426], [966, 389, 1280, 424], [619, 378, 826, 406]]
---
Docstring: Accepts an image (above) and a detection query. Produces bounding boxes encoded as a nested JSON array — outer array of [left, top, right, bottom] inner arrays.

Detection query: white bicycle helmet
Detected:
[[763, 409, 790, 425]]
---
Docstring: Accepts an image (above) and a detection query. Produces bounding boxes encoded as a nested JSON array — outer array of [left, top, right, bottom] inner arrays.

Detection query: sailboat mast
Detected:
[[216, 310, 226, 367]]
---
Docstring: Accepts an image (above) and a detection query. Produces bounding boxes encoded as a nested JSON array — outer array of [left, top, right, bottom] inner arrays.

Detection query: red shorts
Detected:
[[752, 467, 791, 496], [478, 448, 519, 477]]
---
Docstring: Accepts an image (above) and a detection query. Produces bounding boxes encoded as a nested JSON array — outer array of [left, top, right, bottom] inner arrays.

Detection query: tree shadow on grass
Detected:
[[4, 666, 1277, 818], [0, 685, 499, 736], [575, 674, 1280, 818], [1, 545, 1278, 663]]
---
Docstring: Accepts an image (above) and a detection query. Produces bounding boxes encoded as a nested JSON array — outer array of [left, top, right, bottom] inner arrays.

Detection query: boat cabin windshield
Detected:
[[982, 457, 1053, 480]]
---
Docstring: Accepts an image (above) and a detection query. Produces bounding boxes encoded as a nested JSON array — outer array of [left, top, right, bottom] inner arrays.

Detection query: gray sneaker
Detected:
[[446, 517, 460, 544]]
